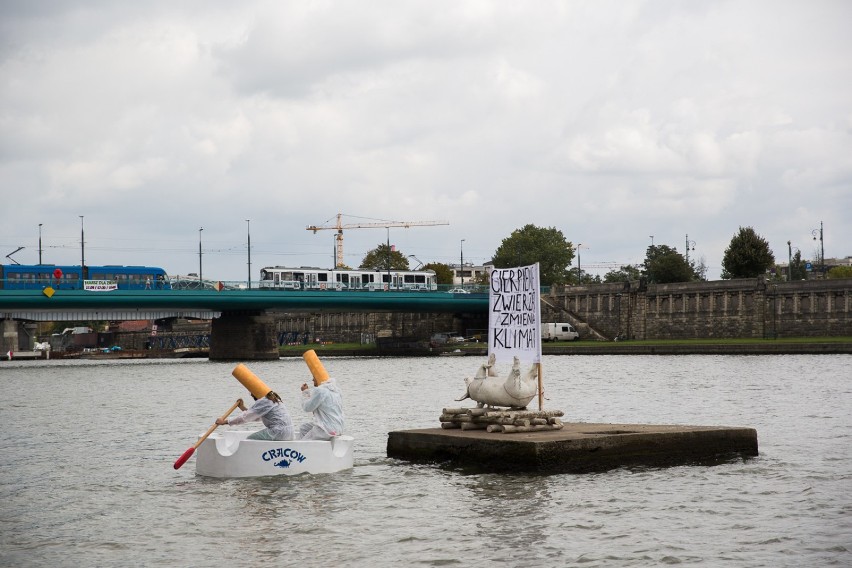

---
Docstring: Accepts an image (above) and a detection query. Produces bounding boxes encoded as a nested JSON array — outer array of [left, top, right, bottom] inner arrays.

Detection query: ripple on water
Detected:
[[0, 355, 850, 567]]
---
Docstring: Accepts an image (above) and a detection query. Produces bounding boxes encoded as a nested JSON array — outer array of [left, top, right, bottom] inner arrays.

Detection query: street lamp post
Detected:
[[386, 228, 391, 290], [650, 235, 654, 247], [811, 221, 824, 277], [460, 239, 465, 286], [198, 227, 204, 284], [685, 234, 696, 265], [38, 223, 43, 265], [577, 243, 582, 284], [79, 216, 85, 284], [787, 242, 800, 281], [787, 240, 792, 282], [246, 219, 251, 289]]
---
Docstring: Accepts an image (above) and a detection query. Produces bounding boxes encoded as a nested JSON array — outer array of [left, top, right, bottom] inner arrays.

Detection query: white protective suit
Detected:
[[298, 377, 345, 440], [227, 397, 294, 441]]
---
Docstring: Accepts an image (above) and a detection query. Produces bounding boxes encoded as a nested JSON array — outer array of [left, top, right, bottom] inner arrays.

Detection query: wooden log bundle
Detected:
[[440, 408, 565, 434]]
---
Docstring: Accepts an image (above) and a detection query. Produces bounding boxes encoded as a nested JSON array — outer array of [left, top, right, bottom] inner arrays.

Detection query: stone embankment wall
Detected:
[[274, 311, 459, 343], [545, 278, 852, 340]]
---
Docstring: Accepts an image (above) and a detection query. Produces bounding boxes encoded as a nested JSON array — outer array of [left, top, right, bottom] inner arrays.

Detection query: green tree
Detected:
[[772, 250, 806, 281], [491, 224, 573, 286], [423, 262, 454, 285], [643, 245, 695, 283], [827, 265, 852, 279], [360, 243, 410, 271], [790, 250, 807, 280], [721, 227, 775, 279], [604, 264, 642, 283]]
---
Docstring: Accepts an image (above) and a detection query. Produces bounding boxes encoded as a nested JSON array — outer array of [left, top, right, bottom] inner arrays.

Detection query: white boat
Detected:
[[195, 430, 354, 478]]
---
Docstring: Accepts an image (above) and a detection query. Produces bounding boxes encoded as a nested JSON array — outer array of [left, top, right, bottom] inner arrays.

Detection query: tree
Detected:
[[491, 224, 573, 286], [423, 262, 454, 285], [692, 256, 708, 281], [360, 243, 410, 271], [790, 250, 807, 281], [604, 264, 642, 283], [827, 265, 852, 279], [643, 244, 695, 283], [772, 250, 806, 281], [721, 227, 775, 279]]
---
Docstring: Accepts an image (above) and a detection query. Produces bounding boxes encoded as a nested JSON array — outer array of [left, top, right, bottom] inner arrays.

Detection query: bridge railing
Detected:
[[3, 276, 548, 295]]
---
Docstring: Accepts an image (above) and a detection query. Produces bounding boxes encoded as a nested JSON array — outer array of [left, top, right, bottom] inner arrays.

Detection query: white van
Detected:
[[541, 323, 579, 342]]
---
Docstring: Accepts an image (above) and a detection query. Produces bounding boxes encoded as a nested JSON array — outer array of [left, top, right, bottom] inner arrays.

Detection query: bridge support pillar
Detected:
[[2, 319, 19, 352], [209, 311, 278, 361]]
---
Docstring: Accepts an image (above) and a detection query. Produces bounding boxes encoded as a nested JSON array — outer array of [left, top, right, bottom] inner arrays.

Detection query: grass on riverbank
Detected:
[[552, 336, 852, 347], [280, 336, 852, 355], [280, 343, 383, 354]]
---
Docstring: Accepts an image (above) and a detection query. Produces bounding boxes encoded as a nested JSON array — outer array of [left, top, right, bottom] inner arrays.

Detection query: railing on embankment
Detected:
[[544, 277, 852, 341]]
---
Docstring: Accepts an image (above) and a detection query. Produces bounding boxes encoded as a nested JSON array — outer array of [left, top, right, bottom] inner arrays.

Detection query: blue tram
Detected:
[[0, 264, 171, 290]]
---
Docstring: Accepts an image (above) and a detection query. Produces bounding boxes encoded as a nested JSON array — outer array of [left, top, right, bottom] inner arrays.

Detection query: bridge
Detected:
[[0, 288, 488, 360]]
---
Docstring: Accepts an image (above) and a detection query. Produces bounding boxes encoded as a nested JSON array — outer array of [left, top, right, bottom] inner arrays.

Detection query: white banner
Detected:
[[488, 263, 542, 365], [83, 280, 118, 292]]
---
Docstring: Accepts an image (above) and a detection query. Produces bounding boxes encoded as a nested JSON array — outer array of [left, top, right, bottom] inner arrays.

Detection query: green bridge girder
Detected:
[[0, 289, 489, 314]]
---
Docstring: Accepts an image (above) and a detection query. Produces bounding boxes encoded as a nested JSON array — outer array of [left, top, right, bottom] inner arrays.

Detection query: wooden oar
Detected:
[[173, 399, 244, 470]]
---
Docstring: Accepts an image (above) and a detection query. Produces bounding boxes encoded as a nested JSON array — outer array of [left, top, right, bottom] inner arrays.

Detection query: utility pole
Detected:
[[198, 227, 204, 284], [79, 216, 85, 284], [246, 219, 251, 289], [812, 221, 824, 277], [386, 228, 391, 290], [460, 239, 465, 286]]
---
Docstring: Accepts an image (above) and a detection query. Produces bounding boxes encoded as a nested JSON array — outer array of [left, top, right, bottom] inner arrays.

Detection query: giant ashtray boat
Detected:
[[174, 353, 354, 478], [196, 430, 355, 478]]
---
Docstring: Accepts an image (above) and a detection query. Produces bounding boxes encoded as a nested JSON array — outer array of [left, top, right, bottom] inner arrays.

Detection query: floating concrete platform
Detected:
[[387, 423, 758, 473]]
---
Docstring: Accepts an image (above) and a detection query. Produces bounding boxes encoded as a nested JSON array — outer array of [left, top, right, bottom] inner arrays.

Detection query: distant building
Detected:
[[451, 262, 492, 286], [776, 256, 851, 279]]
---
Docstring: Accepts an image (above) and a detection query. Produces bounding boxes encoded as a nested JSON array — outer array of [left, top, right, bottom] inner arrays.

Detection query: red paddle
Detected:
[[174, 399, 244, 470]]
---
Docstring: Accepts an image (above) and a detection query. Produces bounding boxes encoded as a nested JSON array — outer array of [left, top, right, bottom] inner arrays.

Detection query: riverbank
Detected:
[[279, 337, 852, 357], [6, 338, 848, 361]]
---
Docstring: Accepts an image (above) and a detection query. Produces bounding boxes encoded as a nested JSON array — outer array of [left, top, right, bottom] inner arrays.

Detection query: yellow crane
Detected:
[[306, 213, 449, 268]]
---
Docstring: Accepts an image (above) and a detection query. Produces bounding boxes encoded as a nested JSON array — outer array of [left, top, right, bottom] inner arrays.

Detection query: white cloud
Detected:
[[1, 1, 851, 280]]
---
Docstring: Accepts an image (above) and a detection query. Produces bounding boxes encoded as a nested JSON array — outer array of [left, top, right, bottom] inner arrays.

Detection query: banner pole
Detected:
[[537, 362, 543, 410]]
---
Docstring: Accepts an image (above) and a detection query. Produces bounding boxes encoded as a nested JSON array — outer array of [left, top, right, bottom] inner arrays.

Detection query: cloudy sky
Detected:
[[2, 1, 850, 282]]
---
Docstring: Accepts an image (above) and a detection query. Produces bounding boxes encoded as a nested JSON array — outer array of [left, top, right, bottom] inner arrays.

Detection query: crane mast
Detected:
[[306, 213, 449, 268]]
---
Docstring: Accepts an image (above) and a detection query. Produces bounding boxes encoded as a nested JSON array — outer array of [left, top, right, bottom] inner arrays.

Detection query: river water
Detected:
[[0, 354, 849, 567]]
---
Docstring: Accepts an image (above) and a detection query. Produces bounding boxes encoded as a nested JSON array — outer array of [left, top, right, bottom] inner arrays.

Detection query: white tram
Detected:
[[258, 266, 438, 291]]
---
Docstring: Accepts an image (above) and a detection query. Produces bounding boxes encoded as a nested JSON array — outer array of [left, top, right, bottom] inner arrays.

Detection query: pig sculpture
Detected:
[[456, 354, 538, 409]]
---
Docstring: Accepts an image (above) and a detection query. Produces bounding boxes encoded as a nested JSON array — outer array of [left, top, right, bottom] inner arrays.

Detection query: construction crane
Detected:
[[306, 213, 449, 268]]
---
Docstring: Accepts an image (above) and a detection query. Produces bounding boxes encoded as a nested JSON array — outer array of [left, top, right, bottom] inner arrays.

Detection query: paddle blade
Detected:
[[173, 447, 195, 470]]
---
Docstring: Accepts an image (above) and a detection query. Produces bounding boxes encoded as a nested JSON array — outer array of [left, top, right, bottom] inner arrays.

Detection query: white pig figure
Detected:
[[456, 355, 538, 409]]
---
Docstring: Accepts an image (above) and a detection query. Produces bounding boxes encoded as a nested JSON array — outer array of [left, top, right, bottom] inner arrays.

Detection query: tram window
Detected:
[[317, 273, 328, 282]]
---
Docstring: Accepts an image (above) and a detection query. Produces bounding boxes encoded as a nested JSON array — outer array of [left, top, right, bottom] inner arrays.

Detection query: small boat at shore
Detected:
[[195, 430, 354, 478]]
